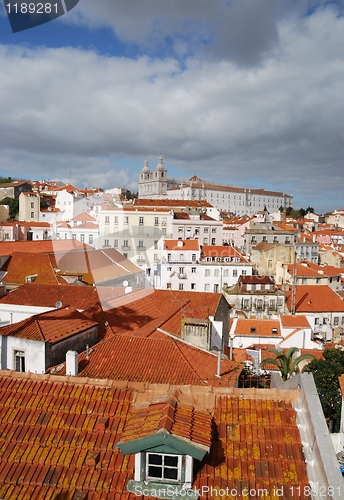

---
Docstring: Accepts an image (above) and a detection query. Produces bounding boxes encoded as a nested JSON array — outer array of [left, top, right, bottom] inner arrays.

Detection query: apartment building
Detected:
[[158, 241, 251, 292]]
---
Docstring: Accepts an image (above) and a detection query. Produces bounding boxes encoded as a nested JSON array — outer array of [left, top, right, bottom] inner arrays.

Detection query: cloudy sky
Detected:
[[0, 0, 343, 213]]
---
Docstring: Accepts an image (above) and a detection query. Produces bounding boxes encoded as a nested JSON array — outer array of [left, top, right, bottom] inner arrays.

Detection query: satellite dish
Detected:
[[123, 280, 129, 287], [55, 301, 62, 309]]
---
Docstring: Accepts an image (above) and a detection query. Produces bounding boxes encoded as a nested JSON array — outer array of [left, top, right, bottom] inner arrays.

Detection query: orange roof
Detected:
[[0, 240, 92, 255], [280, 315, 310, 328], [234, 319, 281, 337], [119, 392, 212, 449], [0, 371, 309, 500], [1, 252, 61, 285], [285, 285, 344, 313], [164, 240, 199, 251], [50, 334, 240, 386], [0, 307, 97, 343]]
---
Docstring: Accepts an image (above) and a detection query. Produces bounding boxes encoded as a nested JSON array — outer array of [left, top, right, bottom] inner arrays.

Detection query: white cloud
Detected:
[[0, 3, 344, 212]]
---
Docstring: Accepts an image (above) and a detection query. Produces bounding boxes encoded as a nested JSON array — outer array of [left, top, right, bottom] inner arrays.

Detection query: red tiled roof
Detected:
[[0, 240, 92, 255], [120, 392, 212, 450], [280, 315, 310, 328], [0, 307, 97, 343], [201, 245, 248, 261], [1, 252, 61, 285], [0, 371, 309, 500], [285, 285, 344, 313], [234, 319, 281, 337], [50, 334, 240, 387], [164, 240, 199, 251], [71, 212, 97, 222]]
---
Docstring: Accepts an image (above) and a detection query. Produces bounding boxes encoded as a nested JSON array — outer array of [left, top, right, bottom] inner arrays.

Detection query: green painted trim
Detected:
[[117, 430, 208, 461], [127, 480, 199, 499]]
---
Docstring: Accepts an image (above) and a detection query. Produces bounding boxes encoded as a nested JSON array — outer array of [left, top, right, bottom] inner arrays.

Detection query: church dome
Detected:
[[155, 155, 166, 171], [141, 158, 150, 173]]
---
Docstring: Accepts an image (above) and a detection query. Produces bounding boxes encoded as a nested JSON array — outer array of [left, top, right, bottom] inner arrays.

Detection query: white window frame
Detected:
[[146, 453, 182, 483]]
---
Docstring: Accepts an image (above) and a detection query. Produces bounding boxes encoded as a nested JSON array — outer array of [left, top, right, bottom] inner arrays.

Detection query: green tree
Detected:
[[260, 347, 315, 381], [0, 197, 19, 219], [305, 348, 344, 433], [0, 177, 12, 184]]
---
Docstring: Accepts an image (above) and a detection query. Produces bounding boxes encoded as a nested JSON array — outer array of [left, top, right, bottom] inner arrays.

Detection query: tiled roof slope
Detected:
[[103, 290, 222, 337], [120, 392, 212, 450], [0, 307, 97, 343], [285, 285, 344, 313], [0, 372, 309, 500], [49, 335, 240, 387], [0, 252, 61, 285], [0, 284, 114, 340], [0, 240, 91, 255]]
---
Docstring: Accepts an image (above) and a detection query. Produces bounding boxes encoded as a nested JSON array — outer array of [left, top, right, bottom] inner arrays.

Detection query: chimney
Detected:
[[66, 350, 78, 376], [283, 210, 287, 225]]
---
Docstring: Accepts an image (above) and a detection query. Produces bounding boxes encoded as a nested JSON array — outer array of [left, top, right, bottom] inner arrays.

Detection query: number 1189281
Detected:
[[6, 3, 59, 14]]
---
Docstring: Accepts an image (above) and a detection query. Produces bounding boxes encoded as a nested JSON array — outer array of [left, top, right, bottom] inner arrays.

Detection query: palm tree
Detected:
[[260, 347, 315, 381]]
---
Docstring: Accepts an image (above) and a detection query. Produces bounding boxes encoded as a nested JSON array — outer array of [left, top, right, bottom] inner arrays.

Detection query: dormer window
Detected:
[[146, 453, 181, 482]]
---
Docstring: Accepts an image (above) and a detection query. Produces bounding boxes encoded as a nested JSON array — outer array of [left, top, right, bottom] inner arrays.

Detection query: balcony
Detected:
[[136, 257, 145, 263], [121, 245, 131, 251], [178, 273, 187, 279], [136, 246, 146, 251]]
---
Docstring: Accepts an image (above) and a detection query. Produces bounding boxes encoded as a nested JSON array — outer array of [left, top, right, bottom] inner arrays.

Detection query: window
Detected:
[[80, 234, 85, 242], [72, 234, 76, 240], [211, 228, 217, 233], [146, 453, 181, 482], [191, 283, 196, 290], [233, 270, 237, 277], [214, 284, 219, 292], [30, 202, 34, 208], [104, 239, 109, 247], [203, 238, 208, 245], [315, 317, 319, 325], [179, 267, 184, 274], [179, 283, 184, 290], [204, 227, 209, 233], [192, 254, 197, 262], [334, 317, 339, 326], [114, 216, 118, 225], [204, 284, 210, 291], [167, 283, 171, 289], [205, 269, 210, 277], [211, 238, 216, 245], [242, 270, 247, 276], [179, 254, 184, 262], [114, 239, 118, 248], [123, 239, 129, 248], [323, 317, 328, 325], [30, 212, 34, 218], [162, 218, 167, 226], [223, 269, 228, 277], [105, 216, 110, 225], [124, 216, 129, 225], [178, 226, 183, 233], [191, 267, 196, 273], [154, 240, 158, 250], [214, 269, 219, 277], [89, 234, 93, 245], [155, 217, 159, 226], [302, 278, 307, 285], [139, 216, 144, 225], [138, 240, 144, 248], [154, 254, 158, 262], [14, 350, 25, 372]]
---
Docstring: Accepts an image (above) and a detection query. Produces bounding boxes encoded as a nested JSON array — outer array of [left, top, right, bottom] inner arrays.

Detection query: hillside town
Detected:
[[0, 160, 344, 499]]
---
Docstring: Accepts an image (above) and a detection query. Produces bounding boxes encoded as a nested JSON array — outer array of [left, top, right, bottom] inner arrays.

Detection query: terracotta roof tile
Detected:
[[0, 307, 97, 343], [285, 285, 344, 313]]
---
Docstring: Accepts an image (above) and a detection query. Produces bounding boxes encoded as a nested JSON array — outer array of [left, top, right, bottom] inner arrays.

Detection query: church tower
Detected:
[[138, 156, 168, 198]]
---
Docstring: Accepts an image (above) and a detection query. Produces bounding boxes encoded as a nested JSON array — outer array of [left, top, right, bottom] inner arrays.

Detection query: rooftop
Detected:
[[0, 371, 311, 499]]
